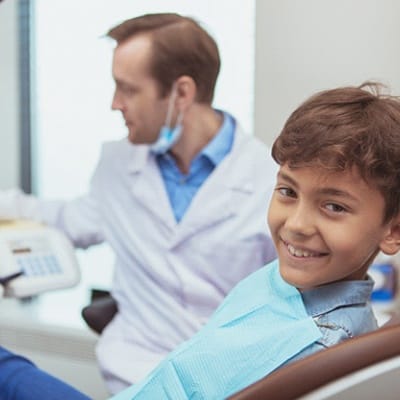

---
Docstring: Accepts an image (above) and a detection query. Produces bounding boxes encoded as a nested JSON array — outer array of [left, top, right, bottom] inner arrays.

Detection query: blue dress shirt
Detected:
[[156, 111, 235, 222]]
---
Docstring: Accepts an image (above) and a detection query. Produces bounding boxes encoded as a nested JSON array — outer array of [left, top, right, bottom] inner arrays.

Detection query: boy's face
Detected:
[[268, 164, 394, 290]]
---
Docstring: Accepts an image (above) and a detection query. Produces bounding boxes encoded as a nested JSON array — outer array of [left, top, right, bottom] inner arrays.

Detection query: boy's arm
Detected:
[[0, 346, 90, 400]]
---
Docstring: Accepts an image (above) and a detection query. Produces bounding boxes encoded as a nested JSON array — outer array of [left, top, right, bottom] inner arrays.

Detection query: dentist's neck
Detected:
[[169, 106, 223, 174]]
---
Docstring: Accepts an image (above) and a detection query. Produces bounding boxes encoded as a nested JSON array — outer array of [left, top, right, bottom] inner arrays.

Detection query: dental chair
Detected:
[[228, 312, 400, 400]]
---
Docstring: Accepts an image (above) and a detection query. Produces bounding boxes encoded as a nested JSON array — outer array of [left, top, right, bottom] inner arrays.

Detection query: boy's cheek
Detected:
[[267, 200, 282, 233]]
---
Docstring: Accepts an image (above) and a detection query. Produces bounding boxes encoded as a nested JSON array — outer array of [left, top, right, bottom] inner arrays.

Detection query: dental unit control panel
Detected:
[[0, 220, 80, 298]]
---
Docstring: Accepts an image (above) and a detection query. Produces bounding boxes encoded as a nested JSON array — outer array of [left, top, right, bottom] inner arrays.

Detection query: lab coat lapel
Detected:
[[128, 148, 177, 231], [170, 132, 255, 248]]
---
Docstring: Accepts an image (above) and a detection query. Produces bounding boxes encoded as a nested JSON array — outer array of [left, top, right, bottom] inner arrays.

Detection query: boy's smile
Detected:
[[268, 164, 393, 290]]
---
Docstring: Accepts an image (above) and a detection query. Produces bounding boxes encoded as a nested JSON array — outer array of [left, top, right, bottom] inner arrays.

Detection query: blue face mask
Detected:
[[150, 85, 184, 154]]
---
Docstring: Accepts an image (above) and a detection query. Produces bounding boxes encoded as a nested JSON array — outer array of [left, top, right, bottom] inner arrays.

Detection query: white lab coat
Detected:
[[0, 126, 278, 393]]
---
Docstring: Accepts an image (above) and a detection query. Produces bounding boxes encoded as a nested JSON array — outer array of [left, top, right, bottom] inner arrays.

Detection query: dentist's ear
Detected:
[[380, 217, 400, 256], [175, 75, 196, 111]]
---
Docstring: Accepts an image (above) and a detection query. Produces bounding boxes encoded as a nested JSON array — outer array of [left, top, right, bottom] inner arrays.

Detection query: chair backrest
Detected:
[[228, 313, 400, 400]]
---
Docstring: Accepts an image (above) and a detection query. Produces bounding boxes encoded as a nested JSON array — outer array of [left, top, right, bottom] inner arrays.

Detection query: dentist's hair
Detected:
[[272, 82, 400, 223], [107, 13, 220, 104]]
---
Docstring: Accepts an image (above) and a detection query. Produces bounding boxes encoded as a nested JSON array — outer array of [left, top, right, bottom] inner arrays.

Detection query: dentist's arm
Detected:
[[0, 188, 105, 248], [0, 188, 44, 220]]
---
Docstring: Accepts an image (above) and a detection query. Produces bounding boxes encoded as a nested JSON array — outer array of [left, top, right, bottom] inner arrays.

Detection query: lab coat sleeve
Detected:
[[0, 187, 105, 249]]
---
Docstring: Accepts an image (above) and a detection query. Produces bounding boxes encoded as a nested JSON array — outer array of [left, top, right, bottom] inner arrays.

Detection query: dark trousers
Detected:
[[0, 346, 90, 400]]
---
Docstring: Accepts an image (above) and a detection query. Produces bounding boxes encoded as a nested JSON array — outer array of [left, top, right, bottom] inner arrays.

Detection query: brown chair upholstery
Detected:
[[81, 294, 118, 334], [228, 313, 400, 400]]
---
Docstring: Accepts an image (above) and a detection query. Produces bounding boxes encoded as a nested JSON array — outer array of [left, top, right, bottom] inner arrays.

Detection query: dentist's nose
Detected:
[[111, 90, 123, 111]]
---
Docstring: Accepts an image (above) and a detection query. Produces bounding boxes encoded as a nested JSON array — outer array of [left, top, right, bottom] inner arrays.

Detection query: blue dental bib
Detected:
[[111, 260, 321, 399]]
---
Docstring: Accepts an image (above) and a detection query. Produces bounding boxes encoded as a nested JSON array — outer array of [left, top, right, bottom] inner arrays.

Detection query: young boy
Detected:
[[1, 82, 400, 399], [111, 81, 400, 399]]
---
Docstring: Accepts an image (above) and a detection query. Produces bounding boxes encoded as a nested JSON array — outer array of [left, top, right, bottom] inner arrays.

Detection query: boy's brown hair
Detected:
[[107, 13, 220, 104], [272, 82, 400, 223]]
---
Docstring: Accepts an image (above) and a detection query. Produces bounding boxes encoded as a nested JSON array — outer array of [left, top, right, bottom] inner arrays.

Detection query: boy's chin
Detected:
[[278, 265, 316, 291]]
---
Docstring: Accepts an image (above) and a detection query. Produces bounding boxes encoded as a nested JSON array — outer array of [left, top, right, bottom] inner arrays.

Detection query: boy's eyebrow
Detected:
[[277, 171, 298, 187], [277, 171, 359, 202], [317, 187, 359, 202]]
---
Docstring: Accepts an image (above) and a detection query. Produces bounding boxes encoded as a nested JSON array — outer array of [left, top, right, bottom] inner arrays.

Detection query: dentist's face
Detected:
[[268, 164, 390, 290], [111, 34, 170, 144]]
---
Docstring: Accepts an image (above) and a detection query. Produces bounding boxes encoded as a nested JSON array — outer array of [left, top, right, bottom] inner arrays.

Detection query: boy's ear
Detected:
[[380, 217, 400, 255]]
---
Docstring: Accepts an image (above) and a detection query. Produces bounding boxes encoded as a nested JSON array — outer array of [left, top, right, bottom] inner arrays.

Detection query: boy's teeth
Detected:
[[288, 244, 314, 257]]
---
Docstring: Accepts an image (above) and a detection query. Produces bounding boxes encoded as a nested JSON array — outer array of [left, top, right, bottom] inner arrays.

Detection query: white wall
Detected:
[[255, 0, 400, 146], [0, 0, 19, 189]]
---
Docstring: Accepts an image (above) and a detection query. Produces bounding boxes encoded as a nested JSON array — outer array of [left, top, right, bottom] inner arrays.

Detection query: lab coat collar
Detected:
[[222, 128, 258, 193], [126, 127, 260, 242], [126, 126, 256, 191], [127, 143, 150, 174]]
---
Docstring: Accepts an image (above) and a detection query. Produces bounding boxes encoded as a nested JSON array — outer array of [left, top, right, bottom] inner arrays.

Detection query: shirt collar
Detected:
[[301, 276, 375, 317], [200, 110, 235, 166]]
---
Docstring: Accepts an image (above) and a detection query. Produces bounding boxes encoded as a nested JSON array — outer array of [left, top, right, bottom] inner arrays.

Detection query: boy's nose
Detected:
[[285, 204, 316, 237]]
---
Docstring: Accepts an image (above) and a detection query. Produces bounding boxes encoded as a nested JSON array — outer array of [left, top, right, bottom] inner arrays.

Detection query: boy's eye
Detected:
[[325, 203, 346, 213], [276, 187, 297, 198]]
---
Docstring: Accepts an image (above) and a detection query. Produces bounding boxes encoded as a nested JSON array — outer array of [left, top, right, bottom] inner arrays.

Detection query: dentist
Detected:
[[0, 13, 277, 394]]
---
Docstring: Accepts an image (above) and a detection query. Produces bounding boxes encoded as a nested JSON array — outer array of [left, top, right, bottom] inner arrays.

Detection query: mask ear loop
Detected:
[[165, 83, 178, 129], [176, 109, 184, 126], [165, 110, 184, 141]]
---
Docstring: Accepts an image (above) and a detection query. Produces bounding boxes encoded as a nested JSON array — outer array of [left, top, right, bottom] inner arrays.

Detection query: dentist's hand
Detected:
[[0, 188, 40, 220]]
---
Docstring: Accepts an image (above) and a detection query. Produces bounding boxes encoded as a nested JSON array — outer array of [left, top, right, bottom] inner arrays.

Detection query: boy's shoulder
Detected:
[[302, 278, 377, 345]]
